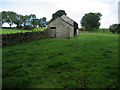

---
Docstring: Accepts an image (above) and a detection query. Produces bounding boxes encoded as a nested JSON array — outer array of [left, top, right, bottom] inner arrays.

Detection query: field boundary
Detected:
[[2, 30, 49, 46]]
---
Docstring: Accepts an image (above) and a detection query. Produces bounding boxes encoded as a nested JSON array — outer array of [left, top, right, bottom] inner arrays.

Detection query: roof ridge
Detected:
[[59, 17, 74, 26], [60, 15, 75, 22]]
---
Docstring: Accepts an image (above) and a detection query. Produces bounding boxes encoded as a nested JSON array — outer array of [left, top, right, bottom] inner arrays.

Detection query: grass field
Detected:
[[0, 28, 46, 34], [2, 33, 119, 88], [82, 29, 112, 34], [92, 29, 111, 33]]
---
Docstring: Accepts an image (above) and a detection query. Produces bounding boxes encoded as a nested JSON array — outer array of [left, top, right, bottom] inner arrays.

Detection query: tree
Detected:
[[109, 24, 120, 34], [39, 17, 47, 28], [13, 14, 24, 28], [22, 15, 30, 26], [29, 14, 36, 25], [29, 14, 36, 20], [50, 10, 67, 22], [0, 12, 2, 26], [2, 11, 17, 28], [81, 12, 102, 31], [1, 11, 47, 29], [117, 24, 120, 33], [2, 11, 7, 25], [31, 19, 39, 28]]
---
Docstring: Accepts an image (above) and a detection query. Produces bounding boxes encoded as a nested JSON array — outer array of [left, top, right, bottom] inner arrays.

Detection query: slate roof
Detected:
[[60, 15, 78, 29], [49, 15, 78, 28], [60, 15, 74, 26]]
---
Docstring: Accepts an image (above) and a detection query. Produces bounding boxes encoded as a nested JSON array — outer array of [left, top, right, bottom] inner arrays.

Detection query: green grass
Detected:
[[79, 28, 112, 34], [34, 28, 46, 31], [92, 29, 111, 34], [2, 33, 119, 88], [0, 28, 46, 34], [89, 29, 110, 34]]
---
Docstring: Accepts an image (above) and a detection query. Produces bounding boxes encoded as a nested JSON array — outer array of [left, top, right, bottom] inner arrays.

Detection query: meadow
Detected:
[[2, 32, 119, 88], [0, 28, 46, 34]]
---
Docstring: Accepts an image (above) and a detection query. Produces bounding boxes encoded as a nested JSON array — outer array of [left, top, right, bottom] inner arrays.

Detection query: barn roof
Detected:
[[60, 15, 78, 29], [49, 15, 78, 28], [60, 15, 74, 26]]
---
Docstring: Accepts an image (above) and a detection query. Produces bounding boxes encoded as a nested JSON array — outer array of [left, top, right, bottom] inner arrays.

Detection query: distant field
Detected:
[[79, 28, 112, 34], [0, 28, 46, 34], [3, 33, 119, 88], [92, 29, 111, 33], [1, 28, 112, 34]]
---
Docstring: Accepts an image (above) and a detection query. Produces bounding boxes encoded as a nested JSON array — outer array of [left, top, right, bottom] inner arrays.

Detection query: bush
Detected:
[[24, 25, 34, 30], [2, 27, 16, 29], [109, 24, 119, 34], [18, 26, 23, 29], [79, 28, 87, 31]]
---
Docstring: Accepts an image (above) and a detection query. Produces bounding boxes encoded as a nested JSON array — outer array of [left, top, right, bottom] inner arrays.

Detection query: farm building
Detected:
[[47, 15, 79, 38]]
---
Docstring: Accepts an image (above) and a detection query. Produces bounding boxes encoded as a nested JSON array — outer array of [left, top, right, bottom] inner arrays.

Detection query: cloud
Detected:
[[0, 0, 119, 28]]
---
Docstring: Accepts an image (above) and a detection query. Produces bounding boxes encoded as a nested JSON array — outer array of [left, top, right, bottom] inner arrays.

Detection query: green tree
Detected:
[[50, 10, 67, 22], [39, 17, 47, 28], [81, 12, 102, 31], [2, 11, 17, 28], [0, 12, 2, 26], [29, 14, 36, 26], [13, 14, 24, 28], [2, 11, 7, 25], [109, 24, 120, 34], [31, 19, 39, 28], [22, 15, 30, 27], [117, 24, 120, 33], [29, 14, 36, 20]]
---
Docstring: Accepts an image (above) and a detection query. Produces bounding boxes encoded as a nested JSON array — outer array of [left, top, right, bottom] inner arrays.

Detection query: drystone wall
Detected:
[[2, 30, 49, 46]]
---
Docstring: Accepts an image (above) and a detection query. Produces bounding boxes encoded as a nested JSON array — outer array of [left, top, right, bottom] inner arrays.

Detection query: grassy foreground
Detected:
[[2, 33, 119, 88], [0, 28, 46, 34]]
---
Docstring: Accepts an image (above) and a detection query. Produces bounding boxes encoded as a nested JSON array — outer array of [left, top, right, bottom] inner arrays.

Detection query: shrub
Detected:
[[109, 24, 119, 34], [24, 25, 34, 30], [117, 24, 120, 33], [79, 28, 87, 31], [18, 26, 23, 29], [2, 27, 16, 29]]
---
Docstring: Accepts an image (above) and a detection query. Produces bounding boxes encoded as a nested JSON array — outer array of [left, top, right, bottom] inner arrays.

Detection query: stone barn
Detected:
[[47, 15, 79, 38]]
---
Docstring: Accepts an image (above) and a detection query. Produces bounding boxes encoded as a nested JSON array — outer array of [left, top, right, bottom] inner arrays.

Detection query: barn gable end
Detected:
[[47, 15, 78, 38]]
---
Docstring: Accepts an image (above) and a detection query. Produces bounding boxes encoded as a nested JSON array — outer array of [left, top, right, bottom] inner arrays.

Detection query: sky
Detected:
[[0, 0, 119, 28]]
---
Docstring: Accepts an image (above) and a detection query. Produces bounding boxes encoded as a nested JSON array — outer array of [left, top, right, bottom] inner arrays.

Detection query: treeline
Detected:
[[1, 11, 47, 29]]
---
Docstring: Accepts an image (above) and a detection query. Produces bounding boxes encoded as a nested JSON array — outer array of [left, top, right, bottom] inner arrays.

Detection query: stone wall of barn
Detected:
[[47, 29, 56, 38], [2, 30, 49, 46], [69, 26, 74, 38], [48, 17, 74, 38]]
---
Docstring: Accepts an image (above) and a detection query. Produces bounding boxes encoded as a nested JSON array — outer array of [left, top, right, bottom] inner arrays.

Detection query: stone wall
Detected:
[[2, 30, 49, 46]]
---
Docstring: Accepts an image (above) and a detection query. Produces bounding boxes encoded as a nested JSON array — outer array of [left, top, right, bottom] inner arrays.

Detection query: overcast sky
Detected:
[[0, 0, 119, 28]]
